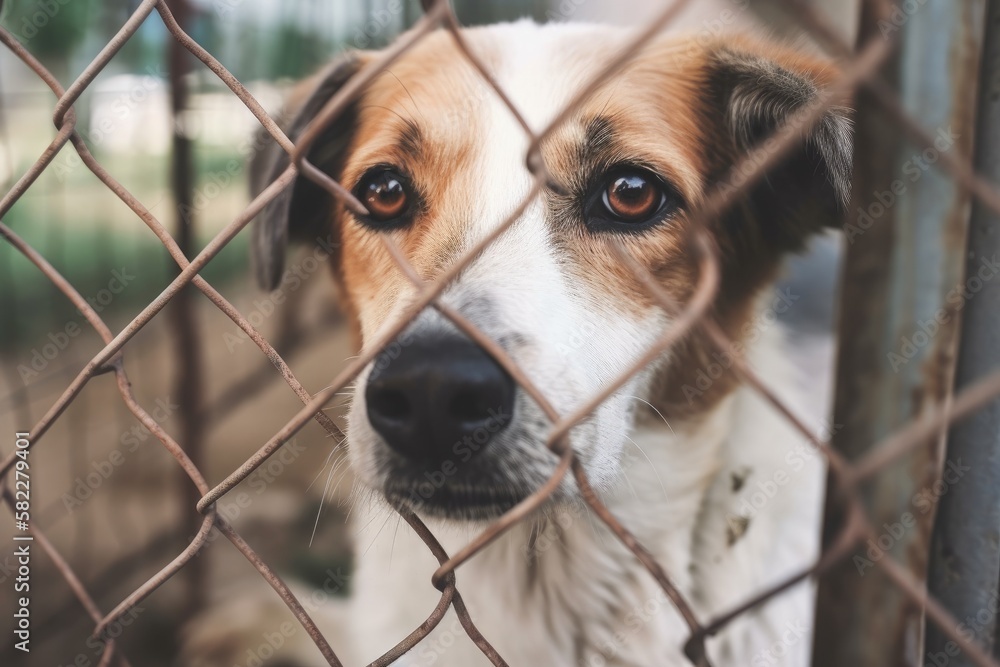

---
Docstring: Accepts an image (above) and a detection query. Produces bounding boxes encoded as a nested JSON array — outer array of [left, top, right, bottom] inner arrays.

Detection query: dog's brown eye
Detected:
[[358, 169, 409, 221], [602, 172, 662, 222], [585, 167, 679, 233]]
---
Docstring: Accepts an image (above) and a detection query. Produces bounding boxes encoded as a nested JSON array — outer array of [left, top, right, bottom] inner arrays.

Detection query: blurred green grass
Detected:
[[0, 144, 253, 349]]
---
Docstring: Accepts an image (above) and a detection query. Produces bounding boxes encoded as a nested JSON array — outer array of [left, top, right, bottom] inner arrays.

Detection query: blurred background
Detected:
[[0, 1, 856, 665]]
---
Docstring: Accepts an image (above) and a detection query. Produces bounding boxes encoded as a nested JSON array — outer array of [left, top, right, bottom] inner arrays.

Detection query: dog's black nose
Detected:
[[365, 334, 515, 462]]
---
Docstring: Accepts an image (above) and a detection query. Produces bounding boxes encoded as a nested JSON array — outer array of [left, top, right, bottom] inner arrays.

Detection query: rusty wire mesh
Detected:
[[4, 0, 1000, 665]]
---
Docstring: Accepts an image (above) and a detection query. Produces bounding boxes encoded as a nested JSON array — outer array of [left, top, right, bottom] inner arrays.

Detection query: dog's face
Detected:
[[252, 22, 850, 521]]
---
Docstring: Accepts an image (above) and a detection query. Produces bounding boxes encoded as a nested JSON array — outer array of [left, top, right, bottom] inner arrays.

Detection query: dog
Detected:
[[185, 19, 849, 667]]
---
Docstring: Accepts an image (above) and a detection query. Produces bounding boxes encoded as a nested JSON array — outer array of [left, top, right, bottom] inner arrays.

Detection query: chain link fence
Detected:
[[2, 0, 1000, 665]]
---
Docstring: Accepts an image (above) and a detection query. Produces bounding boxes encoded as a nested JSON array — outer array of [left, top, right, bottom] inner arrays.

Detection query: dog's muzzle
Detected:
[[360, 326, 579, 520]]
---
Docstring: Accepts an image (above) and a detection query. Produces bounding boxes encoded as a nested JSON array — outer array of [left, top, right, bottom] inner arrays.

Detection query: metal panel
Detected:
[[813, 2, 987, 665], [925, 1, 1000, 663]]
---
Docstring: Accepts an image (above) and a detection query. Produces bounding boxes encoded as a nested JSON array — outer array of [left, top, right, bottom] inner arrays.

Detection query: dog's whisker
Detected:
[[344, 481, 364, 521], [329, 456, 353, 501], [625, 395, 676, 436], [361, 509, 395, 559], [317, 379, 357, 396], [619, 466, 640, 502], [583, 498, 608, 549], [624, 435, 668, 502], [354, 504, 387, 539], [305, 444, 339, 494], [309, 447, 347, 548], [330, 456, 350, 488], [388, 514, 402, 573]]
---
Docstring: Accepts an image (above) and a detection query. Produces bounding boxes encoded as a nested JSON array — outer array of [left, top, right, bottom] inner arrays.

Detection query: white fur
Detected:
[[342, 324, 825, 667]]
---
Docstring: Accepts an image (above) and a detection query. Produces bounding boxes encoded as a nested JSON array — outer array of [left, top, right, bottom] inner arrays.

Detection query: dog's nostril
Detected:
[[449, 392, 490, 423], [369, 388, 411, 421], [364, 332, 515, 463]]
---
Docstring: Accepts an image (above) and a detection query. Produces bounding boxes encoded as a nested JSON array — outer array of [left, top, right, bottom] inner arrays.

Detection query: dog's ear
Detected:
[[250, 54, 367, 290], [704, 44, 853, 251]]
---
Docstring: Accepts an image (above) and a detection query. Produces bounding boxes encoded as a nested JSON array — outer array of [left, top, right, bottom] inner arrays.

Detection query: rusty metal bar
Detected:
[[813, 1, 989, 665], [164, 0, 207, 619], [926, 0, 1000, 663]]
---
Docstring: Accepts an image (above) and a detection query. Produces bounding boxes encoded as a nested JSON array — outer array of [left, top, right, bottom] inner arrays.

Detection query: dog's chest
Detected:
[[449, 515, 696, 667], [351, 419, 719, 667], [358, 522, 695, 667]]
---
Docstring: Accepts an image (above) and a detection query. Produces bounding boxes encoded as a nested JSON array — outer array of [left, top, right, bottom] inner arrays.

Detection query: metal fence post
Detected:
[[166, 0, 207, 619], [925, 1, 1000, 663], [813, 1, 988, 665]]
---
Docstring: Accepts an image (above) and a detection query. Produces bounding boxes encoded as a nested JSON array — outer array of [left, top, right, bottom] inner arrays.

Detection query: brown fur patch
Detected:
[[528, 34, 847, 418], [329, 31, 498, 335]]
